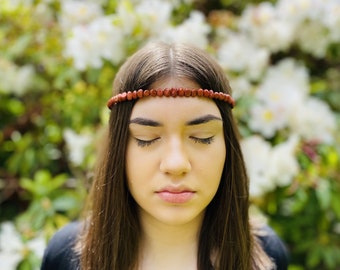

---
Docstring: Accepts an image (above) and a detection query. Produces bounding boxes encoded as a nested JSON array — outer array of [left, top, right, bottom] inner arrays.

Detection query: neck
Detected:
[[138, 212, 204, 270]]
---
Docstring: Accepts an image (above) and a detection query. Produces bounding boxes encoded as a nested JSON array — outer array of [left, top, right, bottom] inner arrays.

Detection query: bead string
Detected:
[[107, 88, 235, 109]]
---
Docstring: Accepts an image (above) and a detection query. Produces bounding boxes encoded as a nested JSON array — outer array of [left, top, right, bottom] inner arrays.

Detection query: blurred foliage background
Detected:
[[0, 0, 339, 269]]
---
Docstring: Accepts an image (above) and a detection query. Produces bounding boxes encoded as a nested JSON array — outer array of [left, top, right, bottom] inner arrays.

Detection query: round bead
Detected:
[[127, 91, 133, 100], [185, 89, 191, 97], [119, 92, 127, 102], [171, 88, 177, 97], [164, 88, 171, 97], [137, 89, 144, 98]]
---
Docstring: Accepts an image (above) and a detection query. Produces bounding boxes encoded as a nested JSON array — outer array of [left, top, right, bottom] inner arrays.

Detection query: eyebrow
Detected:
[[186, 114, 222, 125], [129, 114, 222, 127]]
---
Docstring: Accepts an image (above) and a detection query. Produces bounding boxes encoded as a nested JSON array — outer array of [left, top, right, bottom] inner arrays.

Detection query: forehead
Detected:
[[130, 96, 221, 121]]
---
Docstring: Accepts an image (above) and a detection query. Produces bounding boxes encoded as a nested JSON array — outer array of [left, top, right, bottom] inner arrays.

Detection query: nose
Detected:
[[159, 137, 191, 176]]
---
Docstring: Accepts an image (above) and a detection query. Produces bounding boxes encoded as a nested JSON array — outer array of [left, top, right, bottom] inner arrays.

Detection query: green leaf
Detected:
[[331, 194, 340, 218], [288, 265, 304, 270], [52, 195, 80, 212], [290, 189, 308, 214], [315, 179, 331, 210], [306, 245, 322, 267], [20, 178, 36, 193], [35, 170, 52, 185], [7, 34, 32, 58]]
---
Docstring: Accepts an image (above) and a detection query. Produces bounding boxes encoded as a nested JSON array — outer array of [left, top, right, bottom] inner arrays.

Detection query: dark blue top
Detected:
[[41, 222, 289, 270]]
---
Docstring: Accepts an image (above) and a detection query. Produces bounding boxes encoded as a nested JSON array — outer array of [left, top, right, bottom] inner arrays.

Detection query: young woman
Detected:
[[41, 42, 288, 270]]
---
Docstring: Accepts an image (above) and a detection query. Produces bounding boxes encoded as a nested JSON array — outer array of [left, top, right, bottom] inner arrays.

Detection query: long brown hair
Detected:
[[78, 42, 273, 269]]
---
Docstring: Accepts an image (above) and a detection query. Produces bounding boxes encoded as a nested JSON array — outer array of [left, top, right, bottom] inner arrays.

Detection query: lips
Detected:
[[156, 186, 195, 204]]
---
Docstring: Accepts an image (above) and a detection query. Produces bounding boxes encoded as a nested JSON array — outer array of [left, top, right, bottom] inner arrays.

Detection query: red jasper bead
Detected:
[[185, 89, 191, 97], [127, 91, 133, 100], [171, 88, 177, 97], [203, 89, 210, 97], [163, 88, 171, 97], [137, 89, 143, 98]]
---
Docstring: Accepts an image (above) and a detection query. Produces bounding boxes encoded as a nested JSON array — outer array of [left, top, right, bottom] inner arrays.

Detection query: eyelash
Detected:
[[135, 136, 214, 147], [135, 138, 159, 147], [190, 136, 214, 145]]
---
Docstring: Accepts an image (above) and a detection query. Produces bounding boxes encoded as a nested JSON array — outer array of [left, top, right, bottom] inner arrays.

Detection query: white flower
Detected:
[[32, 3, 54, 25], [249, 102, 288, 138], [241, 135, 300, 198], [295, 21, 331, 58], [63, 129, 92, 166], [64, 16, 125, 70], [1, 0, 33, 10], [216, 32, 269, 80], [64, 25, 101, 70], [277, 0, 314, 24], [321, 0, 340, 42], [26, 235, 46, 260], [159, 11, 211, 49], [241, 136, 275, 197], [0, 222, 23, 270], [59, 0, 103, 30], [288, 97, 337, 144], [0, 59, 34, 96], [277, 0, 340, 56], [0, 222, 46, 270], [248, 58, 309, 137], [90, 16, 126, 64], [239, 2, 295, 52], [115, 0, 139, 34], [268, 136, 300, 187], [228, 76, 253, 100], [135, 0, 173, 36], [256, 58, 309, 106]]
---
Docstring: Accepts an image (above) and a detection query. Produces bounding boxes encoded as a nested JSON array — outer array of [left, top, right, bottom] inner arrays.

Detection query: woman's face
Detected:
[[126, 78, 226, 227]]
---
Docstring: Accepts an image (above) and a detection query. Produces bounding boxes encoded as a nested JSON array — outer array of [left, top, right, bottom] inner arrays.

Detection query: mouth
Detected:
[[156, 186, 196, 204]]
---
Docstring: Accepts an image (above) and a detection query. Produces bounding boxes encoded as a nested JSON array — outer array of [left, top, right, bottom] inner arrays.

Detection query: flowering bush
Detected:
[[0, 0, 339, 269]]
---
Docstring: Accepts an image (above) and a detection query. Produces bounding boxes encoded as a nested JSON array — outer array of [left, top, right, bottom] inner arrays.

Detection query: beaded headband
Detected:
[[107, 88, 235, 109]]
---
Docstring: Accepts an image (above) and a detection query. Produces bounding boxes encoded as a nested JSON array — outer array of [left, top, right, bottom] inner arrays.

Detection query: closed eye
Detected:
[[190, 136, 214, 145], [135, 138, 160, 147]]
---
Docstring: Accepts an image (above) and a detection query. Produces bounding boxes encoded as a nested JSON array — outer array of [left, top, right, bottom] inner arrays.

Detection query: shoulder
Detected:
[[257, 226, 289, 270], [41, 221, 81, 270]]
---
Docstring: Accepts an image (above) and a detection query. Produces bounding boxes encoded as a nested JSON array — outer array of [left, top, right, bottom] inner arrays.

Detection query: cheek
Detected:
[[204, 140, 226, 186], [125, 142, 139, 188], [126, 142, 154, 193], [193, 142, 225, 192], [202, 139, 226, 173]]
